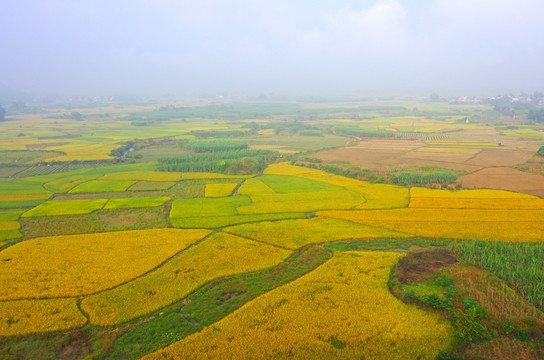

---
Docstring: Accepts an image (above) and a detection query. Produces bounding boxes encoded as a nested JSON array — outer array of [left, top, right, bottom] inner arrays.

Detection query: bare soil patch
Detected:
[[460, 167, 544, 196], [394, 248, 458, 284], [466, 149, 535, 166]]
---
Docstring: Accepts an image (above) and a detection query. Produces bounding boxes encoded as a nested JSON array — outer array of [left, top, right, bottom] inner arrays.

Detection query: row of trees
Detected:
[[391, 171, 458, 185]]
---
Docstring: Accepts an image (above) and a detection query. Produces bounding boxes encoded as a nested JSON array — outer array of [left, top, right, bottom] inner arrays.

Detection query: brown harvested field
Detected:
[[393, 158, 482, 172], [314, 139, 423, 170], [460, 167, 544, 197], [466, 149, 535, 166], [403, 147, 479, 163]]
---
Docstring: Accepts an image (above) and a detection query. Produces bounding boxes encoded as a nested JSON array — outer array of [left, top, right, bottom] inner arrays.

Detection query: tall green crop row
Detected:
[[391, 171, 457, 185], [451, 240, 544, 310]]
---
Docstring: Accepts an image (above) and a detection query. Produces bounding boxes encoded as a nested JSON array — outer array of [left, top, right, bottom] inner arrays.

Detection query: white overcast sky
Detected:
[[1, 0, 543, 96]]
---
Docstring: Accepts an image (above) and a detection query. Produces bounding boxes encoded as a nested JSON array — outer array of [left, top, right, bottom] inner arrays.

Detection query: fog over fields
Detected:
[[2, 0, 544, 97]]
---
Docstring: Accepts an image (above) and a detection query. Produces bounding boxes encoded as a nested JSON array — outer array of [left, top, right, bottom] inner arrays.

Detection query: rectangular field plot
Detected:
[[81, 232, 291, 326], [101, 171, 182, 182], [318, 208, 544, 242], [225, 217, 410, 249], [264, 163, 363, 187], [99, 207, 168, 231], [170, 196, 250, 218], [236, 190, 365, 214], [410, 188, 544, 209], [21, 199, 108, 217], [128, 181, 177, 191], [237, 178, 276, 195], [204, 183, 238, 197], [104, 197, 170, 210], [20, 214, 105, 237], [69, 180, 135, 193], [0, 298, 87, 336], [0, 228, 210, 300], [257, 174, 343, 193], [143, 252, 452, 360], [171, 212, 305, 229], [0, 179, 52, 196]]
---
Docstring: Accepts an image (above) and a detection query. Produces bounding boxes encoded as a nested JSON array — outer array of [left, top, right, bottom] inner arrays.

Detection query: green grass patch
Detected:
[[98, 207, 169, 231], [104, 197, 170, 210], [69, 180, 135, 193], [170, 196, 251, 219], [178, 139, 248, 153], [257, 174, 342, 193], [21, 199, 107, 217], [0, 229, 22, 241], [0, 180, 52, 195], [0, 209, 25, 221], [0, 199, 47, 209], [20, 214, 104, 237], [128, 181, 177, 191]]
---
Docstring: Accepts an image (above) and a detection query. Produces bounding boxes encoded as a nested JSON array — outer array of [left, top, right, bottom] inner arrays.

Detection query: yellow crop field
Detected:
[[205, 183, 238, 197], [257, 128, 275, 135], [264, 163, 363, 187], [318, 209, 544, 242], [409, 187, 544, 209], [0, 221, 20, 231], [143, 252, 452, 360], [225, 217, 410, 249], [411, 187, 536, 199], [101, 171, 182, 182], [349, 183, 410, 209], [0, 298, 87, 336], [0, 229, 210, 300], [237, 177, 276, 195], [237, 190, 365, 214], [81, 232, 291, 326], [45, 143, 117, 162], [0, 194, 51, 201]]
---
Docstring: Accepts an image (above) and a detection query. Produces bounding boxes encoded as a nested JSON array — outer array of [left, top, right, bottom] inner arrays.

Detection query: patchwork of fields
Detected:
[[0, 100, 543, 359]]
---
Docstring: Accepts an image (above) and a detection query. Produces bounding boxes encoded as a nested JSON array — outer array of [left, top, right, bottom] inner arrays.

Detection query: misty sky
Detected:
[[2, 0, 544, 96]]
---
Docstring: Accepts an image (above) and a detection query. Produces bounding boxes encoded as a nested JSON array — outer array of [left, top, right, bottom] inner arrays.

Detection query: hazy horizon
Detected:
[[2, 0, 544, 98]]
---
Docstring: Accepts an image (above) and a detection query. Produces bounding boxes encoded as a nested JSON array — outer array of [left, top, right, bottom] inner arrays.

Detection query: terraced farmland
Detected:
[[1, 99, 543, 360]]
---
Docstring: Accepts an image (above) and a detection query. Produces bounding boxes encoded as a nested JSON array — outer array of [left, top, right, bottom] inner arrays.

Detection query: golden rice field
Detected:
[[204, 183, 238, 197], [0, 298, 87, 336], [0, 229, 210, 300], [349, 183, 410, 209], [318, 208, 544, 242], [143, 251, 453, 360], [264, 163, 363, 187], [409, 187, 544, 209], [0, 194, 51, 201], [225, 217, 410, 249], [45, 143, 117, 162], [81, 232, 291, 326], [236, 190, 365, 214]]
